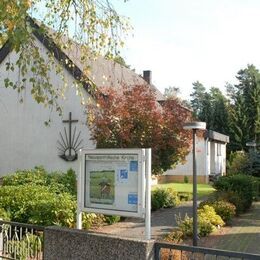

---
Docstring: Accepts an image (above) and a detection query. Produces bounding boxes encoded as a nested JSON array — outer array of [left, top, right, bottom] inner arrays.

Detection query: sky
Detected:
[[111, 0, 260, 100]]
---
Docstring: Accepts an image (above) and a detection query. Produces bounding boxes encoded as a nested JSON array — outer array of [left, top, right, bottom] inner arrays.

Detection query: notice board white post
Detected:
[[76, 148, 151, 240], [76, 149, 83, 229], [145, 148, 151, 240]]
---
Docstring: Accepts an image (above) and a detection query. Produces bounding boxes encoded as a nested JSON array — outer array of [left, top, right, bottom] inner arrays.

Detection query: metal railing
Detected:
[[155, 242, 260, 260], [1, 220, 260, 260], [0, 220, 44, 260]]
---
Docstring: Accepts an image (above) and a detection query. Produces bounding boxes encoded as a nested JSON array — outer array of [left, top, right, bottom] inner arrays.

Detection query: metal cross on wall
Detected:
[[57, 112, 83, 161]]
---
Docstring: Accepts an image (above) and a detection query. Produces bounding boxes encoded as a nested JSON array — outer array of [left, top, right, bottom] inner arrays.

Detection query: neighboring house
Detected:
[[0, 18, 162, 176], [159, 130, 229, 184]]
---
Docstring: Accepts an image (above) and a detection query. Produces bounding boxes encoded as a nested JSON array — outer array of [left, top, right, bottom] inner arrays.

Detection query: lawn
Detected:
[[153, 183, 215, 199]]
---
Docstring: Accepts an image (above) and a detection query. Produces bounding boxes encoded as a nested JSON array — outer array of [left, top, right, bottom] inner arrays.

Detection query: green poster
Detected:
[[90, 170, 115, 204]]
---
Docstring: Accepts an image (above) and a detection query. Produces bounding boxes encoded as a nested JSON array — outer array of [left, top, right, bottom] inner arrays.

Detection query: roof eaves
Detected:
[[0, 40, 12, 64], [205, 130, 230, 143], [27, 17, 93, 95], [0, 17, 94, 97]]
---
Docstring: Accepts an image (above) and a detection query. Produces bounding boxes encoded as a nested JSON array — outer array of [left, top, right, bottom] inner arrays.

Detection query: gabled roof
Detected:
[[0, 17, 165, 100]]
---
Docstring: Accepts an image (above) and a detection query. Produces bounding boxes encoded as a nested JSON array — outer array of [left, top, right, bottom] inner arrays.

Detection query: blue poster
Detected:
[[130, 161, 138, 172], [120, 169, 128, 180], [128, 193, 138, 205]]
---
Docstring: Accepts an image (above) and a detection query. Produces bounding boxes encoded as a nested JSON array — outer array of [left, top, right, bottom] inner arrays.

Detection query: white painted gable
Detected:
[[0, 37, 94, 176]]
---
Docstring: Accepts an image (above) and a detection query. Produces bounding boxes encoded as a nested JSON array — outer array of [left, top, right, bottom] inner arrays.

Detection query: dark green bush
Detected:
[[213, 175, 254, 213], [199, 200, 236, 222], [248, 151, 260, 177], [252, 177, 260, 199], [151, 188, 180, 211], [216, 191, 245, 215], [227, 151, 249, 175]]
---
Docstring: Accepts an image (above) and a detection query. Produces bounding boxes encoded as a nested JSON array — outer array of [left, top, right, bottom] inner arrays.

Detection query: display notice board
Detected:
[[77, 149, 149, 219]]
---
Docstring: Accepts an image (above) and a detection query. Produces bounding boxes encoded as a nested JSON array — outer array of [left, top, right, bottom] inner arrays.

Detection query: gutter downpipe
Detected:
[[205, 137, 209, 183]]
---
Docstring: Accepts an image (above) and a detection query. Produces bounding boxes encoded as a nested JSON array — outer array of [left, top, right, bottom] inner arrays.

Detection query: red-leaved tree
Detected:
[[87, 85, 192, 174]]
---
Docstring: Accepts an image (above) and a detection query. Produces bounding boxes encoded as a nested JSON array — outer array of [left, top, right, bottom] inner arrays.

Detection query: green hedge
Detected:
[[0, 207, 10, 221], [0, 167, 102, 228], [2, 166, 77, 196], [213, 174, 254, 214], [0, 185, 76, 226]]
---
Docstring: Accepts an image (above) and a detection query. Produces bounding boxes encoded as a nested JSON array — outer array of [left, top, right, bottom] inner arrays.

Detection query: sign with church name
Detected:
[[57, 112, 83, 161], [78, 149, 147, 218]]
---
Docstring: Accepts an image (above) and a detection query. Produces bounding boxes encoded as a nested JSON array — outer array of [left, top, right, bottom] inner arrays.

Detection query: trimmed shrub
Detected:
[[2, 166, 48, 186], [213, 201, 236, 222], [0, 207, 10, 221], [151, 188, 180, 211], [164, 229, 184, 243], [0, 185, 76, 227], [216, 191, 245, 215], [198, 220, 215, 237], [82, 212, 104, 229], [176, 214, 214, 238], [198, 205, 224, 227], [46, 168, 77, 196], [176, 214, 193, 237], [213, 175, 254, 213], [177, 192, 192, 201], [176, 205, 224, 238], [0, 167, 103, 229], [2, 166, 77, 196], [104, 215, 121, 225], [199, 200, 236, 222]]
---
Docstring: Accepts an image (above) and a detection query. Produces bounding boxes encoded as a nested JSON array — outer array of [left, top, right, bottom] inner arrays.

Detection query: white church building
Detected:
[[0, 18, 229, 183], [0, 18, 163, 176]]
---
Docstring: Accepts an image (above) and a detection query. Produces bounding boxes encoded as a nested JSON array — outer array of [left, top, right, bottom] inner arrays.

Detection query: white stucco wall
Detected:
[[164, 136, 206, 176], [163, 131, 228, 182], [209, 142, 227, 175], [0, 39, 94, 176]]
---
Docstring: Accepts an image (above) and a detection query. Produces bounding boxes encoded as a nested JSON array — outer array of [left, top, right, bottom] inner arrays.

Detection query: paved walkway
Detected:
[[203, 201, 260, 255], [93, 201, 193, 239], [93, 201, 260, 255]]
